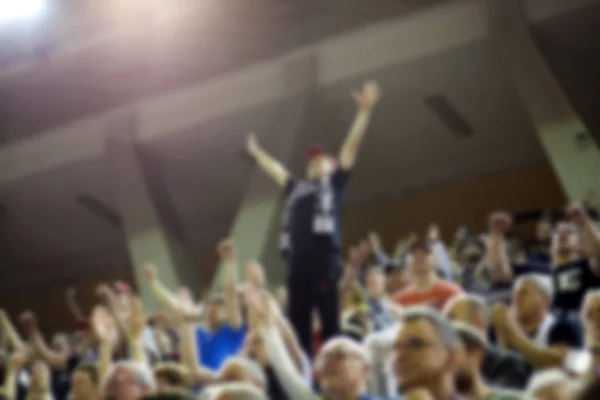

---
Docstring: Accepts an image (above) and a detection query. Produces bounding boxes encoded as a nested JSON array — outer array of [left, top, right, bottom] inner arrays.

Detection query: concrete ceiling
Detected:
[[1, 0, 599, 292], [0, 0, 443, 144]]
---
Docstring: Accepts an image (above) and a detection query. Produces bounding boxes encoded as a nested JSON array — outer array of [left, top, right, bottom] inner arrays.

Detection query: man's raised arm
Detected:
[[246, 133, 290, 187], [338, 81, 381, 170]]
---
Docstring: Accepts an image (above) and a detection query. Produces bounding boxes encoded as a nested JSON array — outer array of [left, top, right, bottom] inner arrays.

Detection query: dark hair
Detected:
[[76, 362, 99, 385], [153, 362, 190, 388], [575, 377, 600, 400]]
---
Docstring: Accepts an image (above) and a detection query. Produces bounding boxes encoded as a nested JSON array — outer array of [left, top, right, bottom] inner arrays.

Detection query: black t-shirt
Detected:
[[547, 317, 583, 348], [51, 354, 81, 400], [553, 258, 600, 314], [283, 169, 350, 256]]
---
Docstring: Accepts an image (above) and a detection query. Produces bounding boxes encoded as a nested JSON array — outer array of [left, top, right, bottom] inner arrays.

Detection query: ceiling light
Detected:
[[0, 0, 46, 23]]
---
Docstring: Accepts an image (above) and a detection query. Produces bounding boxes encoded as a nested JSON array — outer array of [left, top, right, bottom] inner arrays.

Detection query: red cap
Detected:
[[306, 145, 338, 168], [114, 281, 132, 295], [306, 145, 326, 161], [75, 318, 90, 332]]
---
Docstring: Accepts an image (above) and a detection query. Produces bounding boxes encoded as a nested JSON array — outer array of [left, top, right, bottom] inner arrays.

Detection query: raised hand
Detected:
[[367, 232, 382, 252], [8, 349, 28, 370], [246, 133, 259, 156], [217, 239, 235, 262], [489, 211, 513, 234], [427, 224, 440, 242], [91, 306, 119, 345], [18, 310, 37, 337], [127, 296, 147, 341], [566, 203, 587, 223], [244, 262, 265, 289], [349, 241, 370, 269], [172, 288, 203, 321], [352, 81, 381, 110], [144, 264, 157, 283]]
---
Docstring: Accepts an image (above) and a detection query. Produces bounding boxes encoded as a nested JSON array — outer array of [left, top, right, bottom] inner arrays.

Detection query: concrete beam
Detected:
[[488, 0, 600, 202]]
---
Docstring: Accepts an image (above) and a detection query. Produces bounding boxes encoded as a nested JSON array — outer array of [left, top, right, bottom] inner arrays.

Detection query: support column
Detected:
[[488, 0, 600, 202], [211, 53, 322, 289], [105, 112, 199, 310]]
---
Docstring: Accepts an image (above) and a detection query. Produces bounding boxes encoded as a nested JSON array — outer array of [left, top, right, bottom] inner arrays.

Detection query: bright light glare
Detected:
[[0, 0, 46, 23]]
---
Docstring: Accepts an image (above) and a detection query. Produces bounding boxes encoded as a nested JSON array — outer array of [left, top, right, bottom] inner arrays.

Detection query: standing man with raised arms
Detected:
[[246, 81, 381, 358]]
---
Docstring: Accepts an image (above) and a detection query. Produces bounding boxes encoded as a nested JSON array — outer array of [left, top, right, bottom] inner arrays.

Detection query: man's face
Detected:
[[51, 333, 69, 353], [103, 366, 148, 400], [71, 369, 96, 400], [444, 300, 484, 332], [531, 384, 571, 400], [206, 301, 226, 327], [307, 155, 335, 180], [394, 320, 451, 392], [318, 343, 369, 394], [551, 223, 579, 258], [366, 269, 385, 298], [513, 281, 547, 321], [407, 251, 434, 277]]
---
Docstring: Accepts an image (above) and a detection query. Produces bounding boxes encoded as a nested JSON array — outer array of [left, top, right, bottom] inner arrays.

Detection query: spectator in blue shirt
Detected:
[[195, 240, 246, 372]]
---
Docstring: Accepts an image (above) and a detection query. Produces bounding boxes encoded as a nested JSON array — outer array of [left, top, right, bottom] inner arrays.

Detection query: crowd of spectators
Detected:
[[1, 81, 600, 400]]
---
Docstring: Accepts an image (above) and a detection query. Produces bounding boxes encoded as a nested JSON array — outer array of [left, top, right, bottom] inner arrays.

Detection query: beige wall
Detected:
[[342, 162, 566, 252], [0, 162, 565, 334]]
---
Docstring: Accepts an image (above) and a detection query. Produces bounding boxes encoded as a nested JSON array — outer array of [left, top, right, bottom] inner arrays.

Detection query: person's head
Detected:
[[393, 307, 460, 393], [306, 146, 337, 180], [456, 238, 485, 267], [582, 290, 600, 346], [384, 263, 408, 294], [217, 357, 266, 389], [242, 331, 267, 365], [406, 240, 435, 278], [452, 324, 488, 394], [51, 333, 70, 353], [365, 266, 386, 298], [153, 363, 190, 394], [315, 336, 371, 397], [205, 295, 226, 329], [551, 222, 579, 263], [443, 294, 489, 333], [72, 363, 99, 400], [526, 369, 572, 400], [101, 361, 155, 400], [512, 274, 553, 322], [537, 218, 554, 246], [199, 382, 268, 400]]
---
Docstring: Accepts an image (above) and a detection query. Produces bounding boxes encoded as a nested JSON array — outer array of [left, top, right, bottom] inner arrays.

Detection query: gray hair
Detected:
[[443, 293, 489, 329], [526, 368, 570, 398], [399, 306, 460, 349], [514, 274, 554, 300], [219, 356, 266, 387], [101, 361, 156, 398], [199, 382, 268, 400]]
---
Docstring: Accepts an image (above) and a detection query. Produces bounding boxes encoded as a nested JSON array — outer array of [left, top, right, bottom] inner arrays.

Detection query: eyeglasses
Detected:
[[395, 337, 436, 352]]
